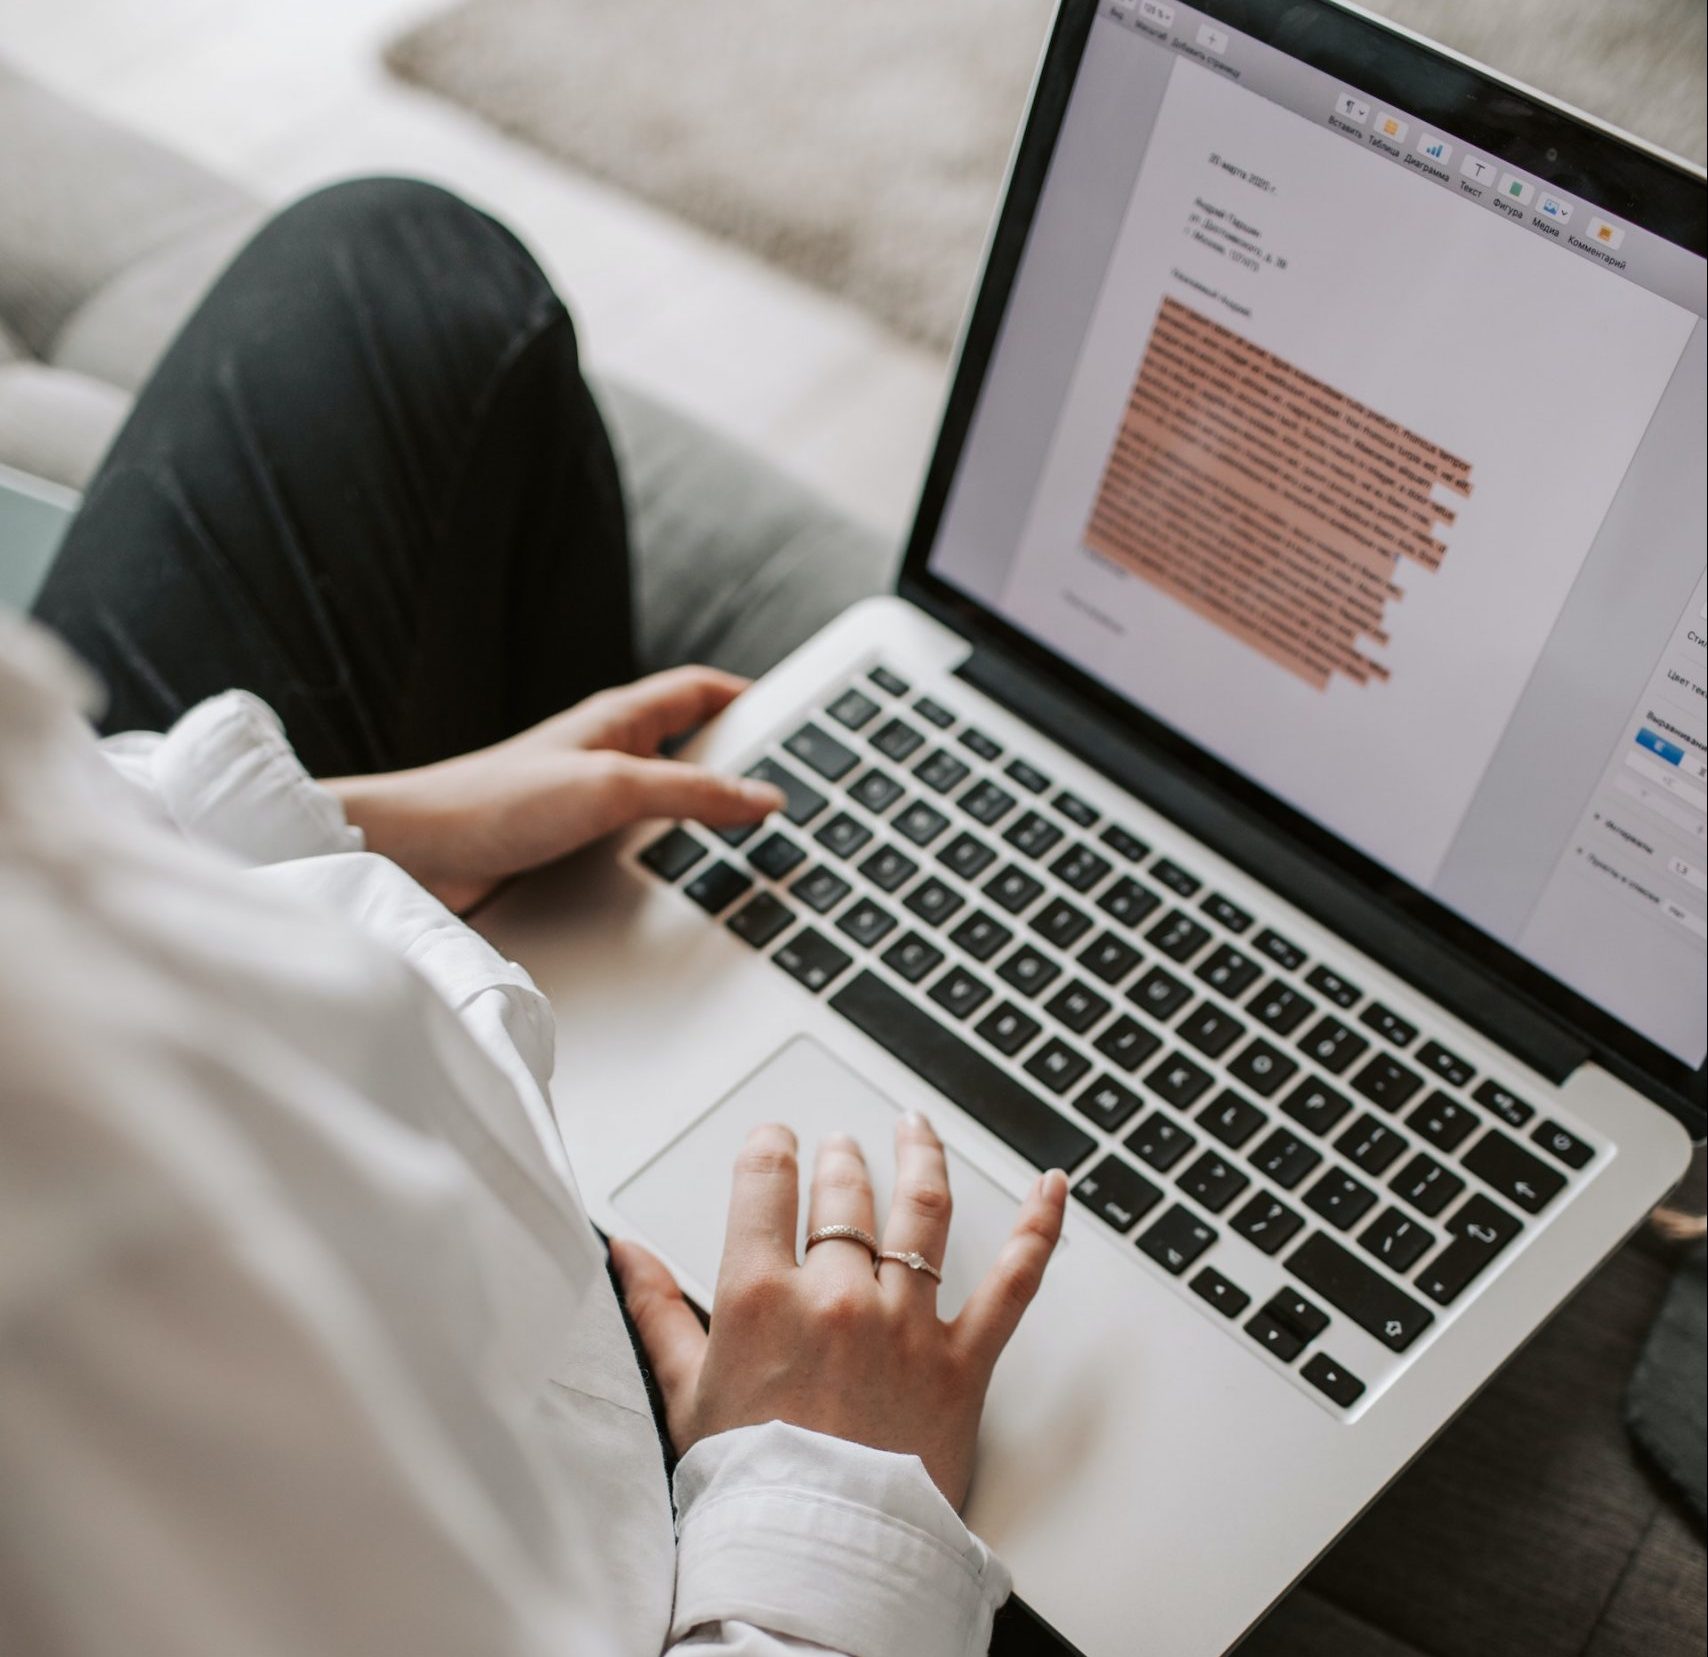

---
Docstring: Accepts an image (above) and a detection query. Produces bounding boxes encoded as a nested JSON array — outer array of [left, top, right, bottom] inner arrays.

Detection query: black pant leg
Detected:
[[33, 177, 636, 778]]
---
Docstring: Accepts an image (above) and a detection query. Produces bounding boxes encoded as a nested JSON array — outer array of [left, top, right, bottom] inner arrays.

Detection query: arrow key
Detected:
[[1302, 1353, 1366, 1408]]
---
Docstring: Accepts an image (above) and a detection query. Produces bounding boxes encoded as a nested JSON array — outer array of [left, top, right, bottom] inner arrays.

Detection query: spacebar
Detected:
[[829, 970, 1096, 1172]]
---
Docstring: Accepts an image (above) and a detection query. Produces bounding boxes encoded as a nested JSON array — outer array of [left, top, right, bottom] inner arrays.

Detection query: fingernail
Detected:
[[824, 1130, 859, 1150], [904, 1109, 932, 1129]]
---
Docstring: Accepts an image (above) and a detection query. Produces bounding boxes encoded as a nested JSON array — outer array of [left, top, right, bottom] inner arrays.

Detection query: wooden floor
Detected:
[[2, 0, 951, 540]]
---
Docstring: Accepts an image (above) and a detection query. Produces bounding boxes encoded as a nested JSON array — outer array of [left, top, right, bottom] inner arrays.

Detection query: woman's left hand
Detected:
[[326, 666, 784, 913]]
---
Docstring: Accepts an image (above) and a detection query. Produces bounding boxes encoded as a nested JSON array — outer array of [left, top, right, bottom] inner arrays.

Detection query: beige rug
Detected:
[[386, 0, 1705, 353]]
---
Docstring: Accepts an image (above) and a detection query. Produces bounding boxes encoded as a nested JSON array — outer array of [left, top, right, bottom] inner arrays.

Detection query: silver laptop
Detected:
[[479, 2, 1707, 1650]]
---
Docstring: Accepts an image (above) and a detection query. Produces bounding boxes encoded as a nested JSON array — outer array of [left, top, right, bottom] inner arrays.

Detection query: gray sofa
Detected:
[[1, 58, 1701, 1657]]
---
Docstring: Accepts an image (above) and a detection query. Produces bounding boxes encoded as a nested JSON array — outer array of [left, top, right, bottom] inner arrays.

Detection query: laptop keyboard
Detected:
[[636, 665, 1603, 1414]]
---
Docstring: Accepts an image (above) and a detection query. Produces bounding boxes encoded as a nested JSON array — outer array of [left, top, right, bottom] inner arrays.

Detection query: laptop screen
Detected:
[[924, 2, 1707, 1071]]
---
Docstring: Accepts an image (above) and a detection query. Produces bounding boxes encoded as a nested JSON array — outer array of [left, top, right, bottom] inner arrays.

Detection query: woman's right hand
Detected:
[[610, 1113, 1068, 1510]]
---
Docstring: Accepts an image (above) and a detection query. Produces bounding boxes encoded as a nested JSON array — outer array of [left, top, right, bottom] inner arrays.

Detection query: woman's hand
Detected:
[[610, 1115, 1069, 1510], [326, 666, 784, 912]]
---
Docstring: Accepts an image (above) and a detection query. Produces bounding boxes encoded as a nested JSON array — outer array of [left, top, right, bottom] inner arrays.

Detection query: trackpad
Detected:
[[612, 1036, 1029, 1320]]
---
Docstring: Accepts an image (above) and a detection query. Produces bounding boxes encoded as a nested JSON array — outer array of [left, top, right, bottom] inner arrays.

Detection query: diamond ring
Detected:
[[876, 1249, 943, 1282]]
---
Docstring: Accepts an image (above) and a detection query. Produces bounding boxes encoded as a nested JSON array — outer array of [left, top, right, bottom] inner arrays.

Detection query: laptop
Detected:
[[478, 2, 1707, 1650]]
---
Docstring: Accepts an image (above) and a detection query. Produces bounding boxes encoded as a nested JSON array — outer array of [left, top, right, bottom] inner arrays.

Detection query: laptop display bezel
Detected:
[[896, 0, 1708, 1129]]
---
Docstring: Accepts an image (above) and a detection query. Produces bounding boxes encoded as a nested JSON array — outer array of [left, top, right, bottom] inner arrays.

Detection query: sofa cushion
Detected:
[[0, 362, 129, 493]]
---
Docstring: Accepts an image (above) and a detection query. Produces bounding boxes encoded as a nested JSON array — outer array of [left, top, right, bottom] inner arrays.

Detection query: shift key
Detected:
[[1287, 1232, 1435, 1352]]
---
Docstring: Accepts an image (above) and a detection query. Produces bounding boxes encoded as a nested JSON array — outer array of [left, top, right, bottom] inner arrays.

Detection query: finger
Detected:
[[606, 754, 783, 831], [608, 1238, 707, 1426], [716, 1122, 801, 1292], [951, 1169, 1068, 1375], [566, 666, 751, 757], [803, 1133, 879, 1282], [878, 1112, 951, 1303]]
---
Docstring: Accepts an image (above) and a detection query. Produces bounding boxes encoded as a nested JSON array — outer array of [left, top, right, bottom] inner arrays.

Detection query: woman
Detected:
[[2, 178, 1068, 1655]]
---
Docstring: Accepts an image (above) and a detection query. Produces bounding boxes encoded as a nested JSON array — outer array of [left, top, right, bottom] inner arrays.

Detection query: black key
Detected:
[[1005, 757, 1050, 794], [1390, 1152, 1465, 1218], [868, 665, 909, 696], [1138, 1206, 1218, 1275], [1130, 964, 1193, 1021], [1098, 876, 1162, 928], [1297, 1015, 1369, 1075], [1201, 892, 1253, 933], [1199, 1088, 1266, 1149], [904, 876, 965, 928], [794, 866, 852, 914], [1226, 1038, 1299, 1099], [871, 717, 926, 763], [1253, 928, 1306, 971], [1052, 842, 1112, 893], [727, 892, 795, 948], [1191, 1267, 1251, 1318], [913, 695, 955, 729], [1025, 1039, 1093, 1096], [881, 932, 945, 984], [1360, 1002, 1418, 1048], [719, 818, 763, 849], [1252, 1128, 1321, 1190], [1045, 981, 1111, 1035], [1178, 1003, 1247, 1061], [1302, 1353, 1366, 1407], [928, 964, 993, 1021], [1266, 1288, 1330, 1340], [773, 928, 853, 992], [997, 945, 1061, 998], [1075, 1075, 1144, 1133], [1095, 1015, 1163, 1074], [836, 897, 898, 948], [1079, 931, 1143, 986], [1054, 790, 1099, 829], [1281, 1077, 1354, 1137], [784, 722, 858, 782], [1073, 1155, 1163, 1233], [1151, 858, 1201, 897], [815, 812, 874, 859], [937, 829, 997, 881], [1244, 1311, 1305, 1363], [959, 727, 1003, 761], [1144, 1052, 1215, 1111], [1350, 1053, 1424, 1113], [976, 1002, 1043, 1057], [830, 971, 1096, 1172], [1287, 1232, 1435, 1352], [685, 861, 752, 914], [639, 826, 707, 881], [858, 844, 918, 893], [1232, 1193, 1304, 1256], [1305, 965, 1361, 1009], [1532, 1119, 1594, 1170], [1336, 1113, 1409, 1176], [746, 757, 827, 826], [1148, 910, 1212, 963], [1473, 1078, 1535, 1128], [916, 748, 971, 794], [1417, 1040, 1475, 1088], [1251, 980, 1316, 1037], [949, 911, 1013, 963], [1408, 1090, 1478, 1152], [985, 864, 1045, 913], [1178, 1151, 1248, 1213], [1305, 1170, 1377, 1231], [828, 687, 881, 730], [894, 800, 950, 845], [1462, 1129, 1566, 1213], [1195, 943, 1263, 998], [1031, 896, 1093, 950], [1359, 1207, 1434, 1273], [1416, 1194, 1522, 1305], [749, 831, 807, 880], [1005, 810, 1064, 859], [849, 767, 904, 814], [961, 778, 1018, 825], [1126, 1110, 1196, 1172], [1100, 824, 1150, 863]]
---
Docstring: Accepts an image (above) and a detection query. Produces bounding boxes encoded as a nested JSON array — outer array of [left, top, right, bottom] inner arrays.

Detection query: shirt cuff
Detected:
[[671, 1420, 1010, 1657], [101, 691, 363, 867]]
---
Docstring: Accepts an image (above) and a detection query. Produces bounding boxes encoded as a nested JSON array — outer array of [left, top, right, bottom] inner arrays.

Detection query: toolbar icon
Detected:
[[1417, 133, 1452, 164], [1498, 172, 1535, 206], [1587, 216, 1626, 250], [1538, 193, 1573, 224], [1336, 92, 1370, 124], [1375, 111, 1408, 144], [1461, 155, 1498, 187]]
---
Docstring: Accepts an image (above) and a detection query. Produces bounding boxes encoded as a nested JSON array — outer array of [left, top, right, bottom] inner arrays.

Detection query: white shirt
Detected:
[[0, 615, 1009, 1657]]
